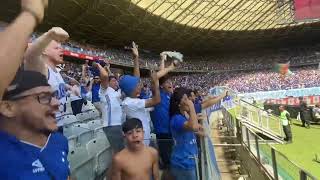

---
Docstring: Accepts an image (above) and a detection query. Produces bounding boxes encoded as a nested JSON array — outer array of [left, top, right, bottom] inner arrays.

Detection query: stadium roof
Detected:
[[2, 0, 320, 55]]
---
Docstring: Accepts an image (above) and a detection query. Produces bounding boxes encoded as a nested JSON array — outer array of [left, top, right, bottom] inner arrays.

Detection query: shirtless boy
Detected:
[[111, 118, 159, 180]]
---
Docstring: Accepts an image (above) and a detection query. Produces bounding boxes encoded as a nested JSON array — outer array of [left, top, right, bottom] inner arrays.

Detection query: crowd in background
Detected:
[[56, 40, 320, 71], [0, 2, 319, 180], [22, 27, 320, 72], [62, 61, 320, 94]]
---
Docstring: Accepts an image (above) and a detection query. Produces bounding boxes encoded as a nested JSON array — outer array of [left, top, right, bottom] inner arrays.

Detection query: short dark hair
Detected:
[[108, 75, 117, 82], [122, 118, 143, 133], [186, 89, 193, 98], [193, 89, 199, 95], [159, 75, 171, 86]]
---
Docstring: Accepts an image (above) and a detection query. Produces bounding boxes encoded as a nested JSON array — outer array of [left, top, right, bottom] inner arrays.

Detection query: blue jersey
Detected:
[[151, 90, 171, 134], [170, 114, 198, 170], [194, 97, 202, 113], [0, 131, 70, 180], [91, 83, 101, 103]]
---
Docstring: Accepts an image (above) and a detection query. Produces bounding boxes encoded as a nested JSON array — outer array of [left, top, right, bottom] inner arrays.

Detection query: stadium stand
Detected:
[[1, 0, 320, 179]]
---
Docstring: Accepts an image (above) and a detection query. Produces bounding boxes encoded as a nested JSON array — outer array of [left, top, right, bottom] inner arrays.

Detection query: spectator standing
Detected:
[[68, 78, 83, 115], [24, 27, 70, 129], [120, 42, 161, 146], [279, 105, 293, 143], [88, 75, 102, 117], [299, 98, 310, 128], [169, 87, 203, 180], [97, 61, 125, 153], [150, 52, 176, 176]]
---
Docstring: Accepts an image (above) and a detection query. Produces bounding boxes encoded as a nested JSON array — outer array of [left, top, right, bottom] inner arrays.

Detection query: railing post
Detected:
[[271, 148, 279, 180], [255, 135, 260, 163], [300, 170, 307, 180], [278, 116, 283, 137], [258, 110, 262, 127], [266, 114, 270, 129], [246, 127, 250, 150]]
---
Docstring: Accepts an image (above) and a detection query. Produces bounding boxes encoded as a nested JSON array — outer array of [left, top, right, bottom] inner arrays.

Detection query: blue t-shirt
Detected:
[[0, 131, 70, 180], [91, 83, 101, 103], [139, 89, 151, 99], [89, 66, 100, 77], [151, 90, 171, 135], [194, 97, 202, 113], [170, 114, 198, 170]]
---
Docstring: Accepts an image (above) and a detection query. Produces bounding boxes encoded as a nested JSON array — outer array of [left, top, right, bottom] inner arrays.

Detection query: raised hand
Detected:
[[131, 41, 139, 58], [160, 52, 167, 62], [21, 0, 48, 24], [150, 70, 158, 81], [103, 59, 110, 68], [48, 27, 69, 42]]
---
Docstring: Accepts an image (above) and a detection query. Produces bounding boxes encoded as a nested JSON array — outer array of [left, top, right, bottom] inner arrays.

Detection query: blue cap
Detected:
[[119, 75, 140, 96]]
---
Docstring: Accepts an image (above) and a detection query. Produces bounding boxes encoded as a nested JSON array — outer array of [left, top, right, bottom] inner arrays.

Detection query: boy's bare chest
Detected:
[[121, 153, 153, 176]]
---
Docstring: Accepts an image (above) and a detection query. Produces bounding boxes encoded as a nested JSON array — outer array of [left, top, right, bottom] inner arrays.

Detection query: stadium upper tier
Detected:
[[133, 0, 298, 31], [2, 0, 320, 54]]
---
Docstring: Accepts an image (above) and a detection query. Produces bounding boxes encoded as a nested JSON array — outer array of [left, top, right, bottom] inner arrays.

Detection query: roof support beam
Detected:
[[223, 0, 263, 31], [206, 0, 247, 30], [187, 1, 218, 27], [216, 0, 255, 30]]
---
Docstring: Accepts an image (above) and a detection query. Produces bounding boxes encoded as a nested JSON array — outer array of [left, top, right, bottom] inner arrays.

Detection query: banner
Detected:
[[294, 0, 320, 21], [63, 50, 102, 61], [265, 95, 320, 106]]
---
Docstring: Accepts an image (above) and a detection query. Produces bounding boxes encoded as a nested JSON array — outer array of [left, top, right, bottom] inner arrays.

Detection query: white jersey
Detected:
[[99, 86, 124, 126], [48, 66, 67, 126]]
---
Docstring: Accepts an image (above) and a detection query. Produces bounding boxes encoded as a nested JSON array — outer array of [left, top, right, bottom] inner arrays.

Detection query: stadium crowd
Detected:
[[62, 62, 320, 94], [20, 25, 320, 72], [0, 1, 319, 180]]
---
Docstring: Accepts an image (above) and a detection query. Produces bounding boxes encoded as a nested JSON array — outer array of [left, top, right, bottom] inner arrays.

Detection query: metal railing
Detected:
[[223, 108, 317, 180], [235, 100, 284, 143], [200, 112, 222, 180]]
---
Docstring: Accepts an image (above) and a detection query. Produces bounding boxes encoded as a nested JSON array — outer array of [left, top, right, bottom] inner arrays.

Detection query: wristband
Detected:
[[22, 7, 41, 25]]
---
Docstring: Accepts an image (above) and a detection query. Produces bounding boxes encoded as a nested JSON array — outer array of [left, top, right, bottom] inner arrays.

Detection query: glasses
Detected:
[[10, 91, 58, 105]]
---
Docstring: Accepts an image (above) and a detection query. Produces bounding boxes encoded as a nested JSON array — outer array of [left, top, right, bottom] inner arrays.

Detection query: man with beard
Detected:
[[0, 70, 70, 179]]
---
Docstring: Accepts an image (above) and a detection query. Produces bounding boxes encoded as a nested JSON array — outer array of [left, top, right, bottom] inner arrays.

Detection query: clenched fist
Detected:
[[21, 0, 48, 24], [48, 27, 69, 42]]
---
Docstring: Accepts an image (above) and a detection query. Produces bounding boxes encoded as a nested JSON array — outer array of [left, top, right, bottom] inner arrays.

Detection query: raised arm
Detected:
[[145, 71, 161, 108], [94, 62, 109, 89], [156, 52, 177, 78], [81, 61, 90, 82], [184, 99, 201, 131], [201, 91, 227, 109], [159, 52, 166, 70], [157, 63, 175, 79], [0, 0, 48, 100], [24, 27, 69, 76], [131, 41, 140, 77]]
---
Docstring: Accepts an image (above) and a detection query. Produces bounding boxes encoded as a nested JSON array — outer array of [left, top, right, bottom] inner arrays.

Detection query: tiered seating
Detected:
[[68, 146, 95, 180], [62, 109, 112, 180], [76, 110, 100, 122], [86, 138, 112, 178]]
